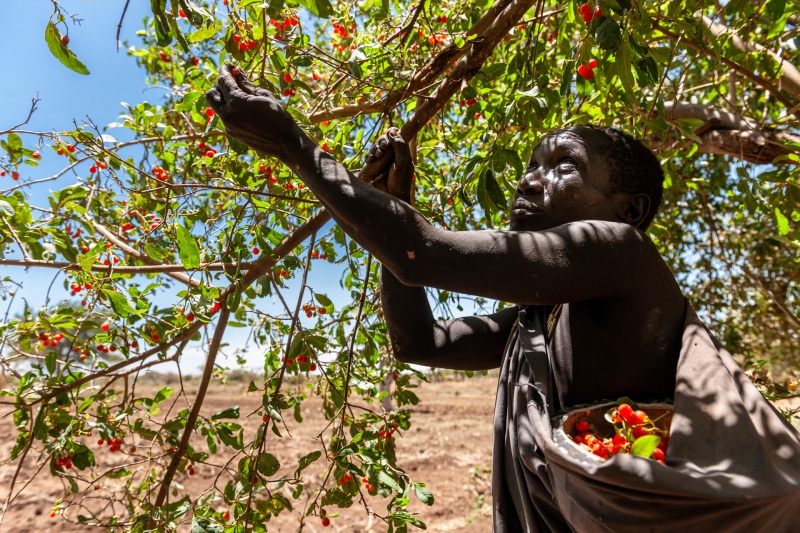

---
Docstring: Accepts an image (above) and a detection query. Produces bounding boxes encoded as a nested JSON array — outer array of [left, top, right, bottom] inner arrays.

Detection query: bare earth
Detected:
[[0, 373, 498, 532]]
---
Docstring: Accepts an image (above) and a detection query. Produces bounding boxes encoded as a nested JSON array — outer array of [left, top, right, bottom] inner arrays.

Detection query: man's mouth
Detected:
[[510, 199, 542, 220]]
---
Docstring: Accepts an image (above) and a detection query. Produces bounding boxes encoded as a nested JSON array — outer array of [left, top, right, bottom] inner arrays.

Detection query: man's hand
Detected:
[[362, 127, 414, 204], [205, 64, 307, 162]]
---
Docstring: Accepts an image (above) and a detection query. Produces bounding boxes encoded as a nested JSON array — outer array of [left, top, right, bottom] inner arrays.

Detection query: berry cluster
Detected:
[[98, 437, 127, 453], [569, 403, 670, 462], [302, 302, 327, 318], [578, 3, 602, 23], [577, 59, 599, 80], [269, 15, 299, 41], [231, 33, 258, 52], [54, 454, 73, 470], [281, 354, 317, 371], [88, 160, 107, 174]]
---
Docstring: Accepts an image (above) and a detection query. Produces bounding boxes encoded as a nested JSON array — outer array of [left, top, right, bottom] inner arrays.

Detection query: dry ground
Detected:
[[2, 371, 797, 533], [0, 372, 499, 532]]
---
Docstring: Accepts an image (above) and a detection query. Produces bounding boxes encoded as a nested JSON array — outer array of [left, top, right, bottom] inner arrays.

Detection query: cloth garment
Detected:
[[491, 300, 800, 532]]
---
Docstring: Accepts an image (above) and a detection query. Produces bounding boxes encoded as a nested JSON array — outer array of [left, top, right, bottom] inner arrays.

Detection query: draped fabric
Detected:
[[491, 301, 800, 532]]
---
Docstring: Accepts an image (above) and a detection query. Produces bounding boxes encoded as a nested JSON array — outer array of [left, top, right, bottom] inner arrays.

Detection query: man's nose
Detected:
[[517, 171, 544, 195]]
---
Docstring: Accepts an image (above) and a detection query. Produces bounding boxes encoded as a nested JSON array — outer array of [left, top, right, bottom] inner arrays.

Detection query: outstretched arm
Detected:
[[205, 66, 661, 307]]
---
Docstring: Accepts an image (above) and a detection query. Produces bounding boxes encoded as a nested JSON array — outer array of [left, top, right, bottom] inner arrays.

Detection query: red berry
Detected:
[[11, 171, 19, 180], [61, 36, 69, 46], [191, 56, 200, 66], [231, 67, 239, 76], [582, 11, 593, 22], [211, 302, 221, 314], [577, 64, 594, 80], [32, 151, 40, 159], [186, 313, 195, 322], [283, 73, 292, 83], [97, 439, 104, 445], [593, 7, 602, 18], [321, 517, 331, 527], [205, 108, 214, 117], [248, 40, 256, 49], [309, 363, 317, 371], [50, 512, 57, 518], [578, 3, 591, 15], [232, 34, 241, 43], [178, 8, 186, 17], [652, 447, 665, 461], [239, 42, 247, 51], [617, 403, 635, 423], [222, 512, 230, 520], [101, 322, 110, 331], [252, 247, 260, 255], [588, 59, 598, 69], [575, 420, 590, 432]]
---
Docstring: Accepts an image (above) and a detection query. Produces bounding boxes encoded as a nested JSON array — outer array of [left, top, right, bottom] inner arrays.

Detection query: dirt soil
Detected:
[[0, 373, 499, 532]]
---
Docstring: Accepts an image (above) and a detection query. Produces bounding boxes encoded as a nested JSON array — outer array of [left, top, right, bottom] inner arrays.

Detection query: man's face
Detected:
[[509, 129, 619, 231]]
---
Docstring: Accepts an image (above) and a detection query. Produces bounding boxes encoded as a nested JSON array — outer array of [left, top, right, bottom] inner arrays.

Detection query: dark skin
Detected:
[[206, 65, 686, 407]]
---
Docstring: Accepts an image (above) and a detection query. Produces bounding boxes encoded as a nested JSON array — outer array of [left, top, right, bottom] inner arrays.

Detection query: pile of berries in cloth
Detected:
[[568, 402, 670, 462]]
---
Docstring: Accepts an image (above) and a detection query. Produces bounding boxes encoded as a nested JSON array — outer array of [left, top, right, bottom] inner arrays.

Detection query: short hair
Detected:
[[562, 125, 664, 231]]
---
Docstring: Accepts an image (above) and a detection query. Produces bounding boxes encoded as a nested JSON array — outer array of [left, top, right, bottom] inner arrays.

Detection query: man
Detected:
[[206, 65, 800, 532]]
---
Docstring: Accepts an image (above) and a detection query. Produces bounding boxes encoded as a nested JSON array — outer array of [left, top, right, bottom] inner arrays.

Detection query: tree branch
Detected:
[[701, 16, 800, 101], [308, 2, 550, 124], [151, 304, 230, 521], [650, 101, 800, 164], [654, 22, 800, 119]]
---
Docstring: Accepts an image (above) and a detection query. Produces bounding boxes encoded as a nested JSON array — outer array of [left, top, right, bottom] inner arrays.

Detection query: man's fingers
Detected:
[[205, 86, 225, 112], [387, 131, 412, 169], [216, 64, 246, 100]]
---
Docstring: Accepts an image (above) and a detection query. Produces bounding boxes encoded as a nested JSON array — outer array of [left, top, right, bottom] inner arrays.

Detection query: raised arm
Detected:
[[205, 66, 662, 307], [364, 130, 518, 369]]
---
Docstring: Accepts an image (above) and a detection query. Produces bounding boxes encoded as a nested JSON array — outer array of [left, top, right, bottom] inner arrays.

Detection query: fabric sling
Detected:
[[491, 300, 800, 532]]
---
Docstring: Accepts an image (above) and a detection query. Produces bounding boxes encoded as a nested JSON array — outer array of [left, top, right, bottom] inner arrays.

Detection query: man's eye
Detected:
[[558, 158, 577, 169]]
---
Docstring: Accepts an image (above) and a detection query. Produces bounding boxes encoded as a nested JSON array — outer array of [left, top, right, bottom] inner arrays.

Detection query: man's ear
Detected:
[[616, 193, 650, 228]]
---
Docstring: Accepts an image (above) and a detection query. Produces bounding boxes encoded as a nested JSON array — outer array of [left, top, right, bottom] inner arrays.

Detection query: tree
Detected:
[[0, 0, 798, 530]]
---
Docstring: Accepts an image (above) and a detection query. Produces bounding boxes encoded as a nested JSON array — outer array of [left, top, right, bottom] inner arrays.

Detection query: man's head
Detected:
[[510, 125, 664, 232]]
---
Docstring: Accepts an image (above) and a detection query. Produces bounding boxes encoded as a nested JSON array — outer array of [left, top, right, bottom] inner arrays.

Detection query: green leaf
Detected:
[[314, 293, 333, 307], [150, 0, 173, 46], [44, 21, 89, 75], [257, 452, 281, 476], [210, 406, 240, 420], [297, 0, 333, 18], [0, 200, 14, 216], [594, 18, 622, 52], [145, 243, 170, 261], [175, 224, 201, 269], [377, 470, 402, 492], [294, 450, 321, 477], [102, 289, 136, 318], [630, 435, 661, 458], [775, 208, 790, 235], [45, 351, 57, 375], [191, 517, 224, 533], [484, 169, 508, 210], [267, 0, 286, 18], [349, 59, 363, 78], [767, 0, 786, 21], [412, 483, 434, 506]]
